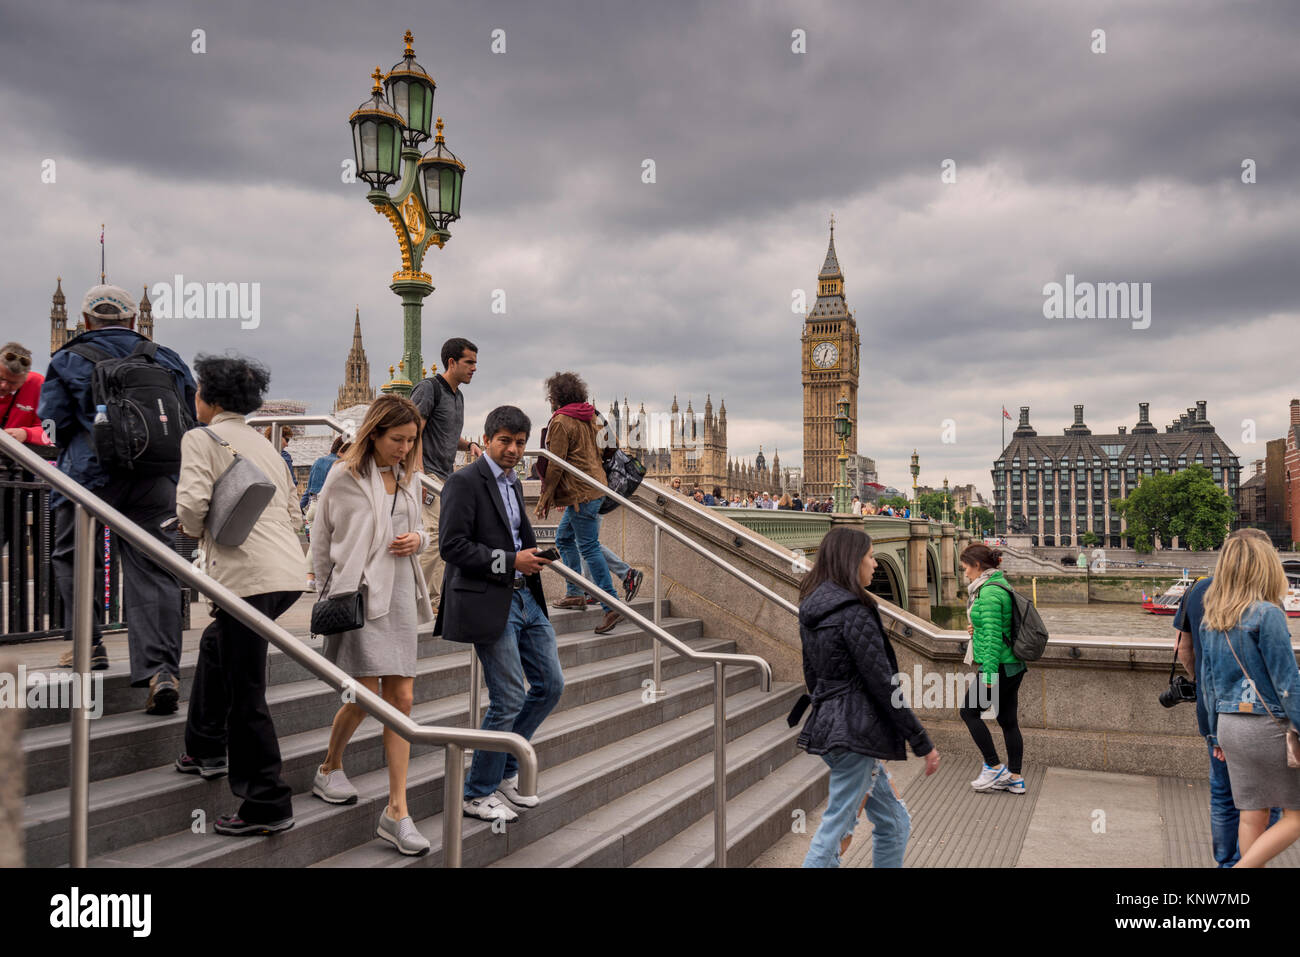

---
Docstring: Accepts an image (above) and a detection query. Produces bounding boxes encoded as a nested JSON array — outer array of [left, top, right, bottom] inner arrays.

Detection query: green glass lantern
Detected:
[[417, 117, 465, 229], [834, 393, 852, 440], [349, 67, 405, 189], [384, 30, 436, 147]]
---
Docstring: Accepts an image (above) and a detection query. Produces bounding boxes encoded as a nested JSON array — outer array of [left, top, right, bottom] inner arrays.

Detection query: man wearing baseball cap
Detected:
[[38, 283, 197, 715]]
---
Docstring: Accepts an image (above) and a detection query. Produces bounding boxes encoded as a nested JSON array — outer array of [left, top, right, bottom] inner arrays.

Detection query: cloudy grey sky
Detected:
[[2, 0, 1297, 493]]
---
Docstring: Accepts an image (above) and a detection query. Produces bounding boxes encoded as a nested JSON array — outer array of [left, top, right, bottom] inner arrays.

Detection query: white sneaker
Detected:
[[306, 578, 317, 592], [970, 763, 1008, 791], [313, 766, 359, 804], [462, 794, 518, 823], [496, 775, 540, 810]]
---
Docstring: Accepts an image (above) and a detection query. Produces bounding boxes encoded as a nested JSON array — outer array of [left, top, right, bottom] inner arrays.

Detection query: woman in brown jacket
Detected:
[[535, 371, 620, 633]]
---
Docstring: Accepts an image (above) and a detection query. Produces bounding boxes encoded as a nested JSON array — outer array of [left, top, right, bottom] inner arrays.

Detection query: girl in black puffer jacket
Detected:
[[796, 527, 940, 867]]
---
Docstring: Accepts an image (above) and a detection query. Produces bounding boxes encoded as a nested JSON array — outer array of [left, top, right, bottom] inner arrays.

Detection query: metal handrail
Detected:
[[0, 429, 536, 869]]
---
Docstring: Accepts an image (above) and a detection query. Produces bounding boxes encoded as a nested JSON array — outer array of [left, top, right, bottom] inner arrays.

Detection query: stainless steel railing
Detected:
[[0, 428, 536, 869]]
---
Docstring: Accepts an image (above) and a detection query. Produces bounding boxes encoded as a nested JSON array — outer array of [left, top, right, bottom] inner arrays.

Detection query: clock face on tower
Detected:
[[812, 342, 839, 369]]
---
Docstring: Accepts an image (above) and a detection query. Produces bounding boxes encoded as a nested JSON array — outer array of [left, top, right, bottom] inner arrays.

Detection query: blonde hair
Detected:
[[339, 395, 423, 485], [778, 493, 792, 508], [1203, 529, 1286, 631]]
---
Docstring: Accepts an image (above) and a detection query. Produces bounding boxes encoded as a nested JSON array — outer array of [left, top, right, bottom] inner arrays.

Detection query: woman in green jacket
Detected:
[[959, 544, 1026, 794]]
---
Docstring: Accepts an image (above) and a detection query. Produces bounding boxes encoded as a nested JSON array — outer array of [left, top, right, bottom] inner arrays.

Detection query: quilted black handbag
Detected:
[[311, 562, 365, 636]]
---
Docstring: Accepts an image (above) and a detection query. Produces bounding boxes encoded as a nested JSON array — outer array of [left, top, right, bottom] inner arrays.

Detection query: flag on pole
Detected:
[[1002, 405, 1012, 420]]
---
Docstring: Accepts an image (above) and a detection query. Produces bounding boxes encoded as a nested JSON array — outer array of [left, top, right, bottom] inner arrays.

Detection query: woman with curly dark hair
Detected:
[[174, 353, 307, 836], [535, 371, 621, 633]]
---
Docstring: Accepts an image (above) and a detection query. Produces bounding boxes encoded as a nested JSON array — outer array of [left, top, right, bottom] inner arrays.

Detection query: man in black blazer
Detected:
[[435, 405, 561, 823]]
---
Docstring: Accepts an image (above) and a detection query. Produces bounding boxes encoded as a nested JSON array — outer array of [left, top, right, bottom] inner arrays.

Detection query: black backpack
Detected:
[[985, 580, 1050, 662], [64, 340, 194, 476]]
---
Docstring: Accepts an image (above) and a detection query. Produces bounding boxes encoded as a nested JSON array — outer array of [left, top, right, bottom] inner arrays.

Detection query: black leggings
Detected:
[[959, 665, 1025, 774]]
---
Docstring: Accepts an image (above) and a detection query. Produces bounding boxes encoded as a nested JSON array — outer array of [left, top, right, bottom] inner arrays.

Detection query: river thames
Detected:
[[1037, 603, 1300, 641]]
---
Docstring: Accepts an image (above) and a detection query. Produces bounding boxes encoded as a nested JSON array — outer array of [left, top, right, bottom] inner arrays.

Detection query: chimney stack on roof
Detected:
[[1291, 398, 1300, 425]]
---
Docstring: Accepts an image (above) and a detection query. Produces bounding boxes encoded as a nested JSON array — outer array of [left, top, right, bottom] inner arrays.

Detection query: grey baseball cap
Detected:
[[80, 284, 137, 321]]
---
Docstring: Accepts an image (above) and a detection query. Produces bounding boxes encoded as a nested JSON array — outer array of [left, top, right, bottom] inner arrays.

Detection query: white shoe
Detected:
[[313, 766, 359, 804], [970, 763, 1008, 791], [462, 794, 518, 823], [306, 578, 317, 592], [496, 775, 540, 810]]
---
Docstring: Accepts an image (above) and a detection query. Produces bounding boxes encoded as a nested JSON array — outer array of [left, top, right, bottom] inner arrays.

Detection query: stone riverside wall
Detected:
[[1006, 573, 1185, 604], [528, 482, 1212, 778]]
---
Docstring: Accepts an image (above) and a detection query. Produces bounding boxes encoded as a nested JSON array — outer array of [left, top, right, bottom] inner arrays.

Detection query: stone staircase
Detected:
[[22, 599, 827, 868]]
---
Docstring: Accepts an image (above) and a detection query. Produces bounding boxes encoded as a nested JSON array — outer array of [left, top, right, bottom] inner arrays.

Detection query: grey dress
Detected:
[[323, 485, 420, 678]]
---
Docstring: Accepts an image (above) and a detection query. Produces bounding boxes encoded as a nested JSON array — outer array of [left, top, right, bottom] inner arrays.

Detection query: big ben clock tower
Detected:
[[801, 217, 859, 499]]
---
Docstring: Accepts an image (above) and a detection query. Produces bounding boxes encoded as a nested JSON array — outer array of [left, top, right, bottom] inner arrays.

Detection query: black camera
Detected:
[[1159, 675, 1197, 708]]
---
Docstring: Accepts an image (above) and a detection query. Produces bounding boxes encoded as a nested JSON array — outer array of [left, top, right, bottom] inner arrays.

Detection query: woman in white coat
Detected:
[[310, 395, 435, 855]]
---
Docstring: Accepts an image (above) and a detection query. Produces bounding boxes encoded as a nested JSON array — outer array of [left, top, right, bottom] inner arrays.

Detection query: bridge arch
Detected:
[[871, 554, 904, 606]]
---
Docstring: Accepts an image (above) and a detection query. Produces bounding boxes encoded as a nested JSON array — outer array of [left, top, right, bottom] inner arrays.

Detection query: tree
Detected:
[[1111, 465, 1234, 553], [878, 495, 910, 511], [917, 490, 953, 520], [963, 506, 995, 532], [1081, 530, 1100, 548]]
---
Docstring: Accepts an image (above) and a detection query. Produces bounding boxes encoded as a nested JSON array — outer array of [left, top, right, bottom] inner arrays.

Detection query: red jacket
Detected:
[[1, 372, 52, 445]]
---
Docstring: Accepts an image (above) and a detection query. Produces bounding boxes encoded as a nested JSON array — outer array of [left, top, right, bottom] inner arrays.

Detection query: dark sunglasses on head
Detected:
[[3, 352, 31, 368]]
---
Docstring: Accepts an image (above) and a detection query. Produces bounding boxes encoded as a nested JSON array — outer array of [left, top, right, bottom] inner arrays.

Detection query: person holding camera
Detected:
[[958, 544, 1026, 794], [1199, 529, 1300, 868]]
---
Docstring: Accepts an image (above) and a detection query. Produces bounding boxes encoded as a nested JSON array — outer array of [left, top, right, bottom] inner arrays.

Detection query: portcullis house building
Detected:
[[992, 401, 1241, 548]]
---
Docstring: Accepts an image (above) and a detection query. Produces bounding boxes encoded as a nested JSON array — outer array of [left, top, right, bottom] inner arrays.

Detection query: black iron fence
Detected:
[[1, 445, 195, 644]]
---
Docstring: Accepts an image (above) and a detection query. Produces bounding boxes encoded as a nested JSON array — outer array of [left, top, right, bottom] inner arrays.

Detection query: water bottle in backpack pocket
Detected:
[[65, 340, 194, 475]]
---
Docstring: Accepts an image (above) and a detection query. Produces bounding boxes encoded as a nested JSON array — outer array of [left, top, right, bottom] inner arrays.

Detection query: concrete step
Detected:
[[19, 599, 670, 729], [486, 691, 808, 867], [631, 751, 829, 868], [26, 638, 751, 867], [311, 682, 800, 869], [22, 619, 712, 796], [87, 670, 777, 868]]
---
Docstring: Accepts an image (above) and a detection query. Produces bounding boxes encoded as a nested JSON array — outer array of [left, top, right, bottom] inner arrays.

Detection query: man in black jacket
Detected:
[[434, 405, 561, 823]]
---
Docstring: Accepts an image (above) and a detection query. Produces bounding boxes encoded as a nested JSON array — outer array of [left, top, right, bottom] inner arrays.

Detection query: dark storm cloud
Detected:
[[2, 0, 1298, 490]]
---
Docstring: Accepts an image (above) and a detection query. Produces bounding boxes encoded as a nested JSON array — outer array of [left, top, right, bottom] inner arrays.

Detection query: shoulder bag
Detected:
[[1222, 630, 1300, 769], [201, 427, 276, 547], [310, 476, 399, 636]]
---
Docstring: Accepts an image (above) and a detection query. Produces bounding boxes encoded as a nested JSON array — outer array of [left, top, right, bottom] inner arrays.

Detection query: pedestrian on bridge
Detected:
[[174, 354, 305, 836], [1200, 530, 1300, 868], [311, 395, 435, 855], [959, 544, 1027, 794], [795, 526, 939, 867]]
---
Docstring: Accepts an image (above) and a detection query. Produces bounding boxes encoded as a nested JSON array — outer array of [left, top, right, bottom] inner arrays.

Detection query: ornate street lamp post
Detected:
[[833, 392, 852, 514], [348, 31, 465, 397], [942, 476, 951, 524], [910, 449, 920, 519]]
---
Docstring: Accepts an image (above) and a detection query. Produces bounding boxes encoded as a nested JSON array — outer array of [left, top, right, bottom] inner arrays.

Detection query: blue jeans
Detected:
[[803, 749, 911, 868], [555, 498, 616, 611], [463, 589, 565, 799], [595, 545, 628, 583], [1209, 740, 1281, 867]]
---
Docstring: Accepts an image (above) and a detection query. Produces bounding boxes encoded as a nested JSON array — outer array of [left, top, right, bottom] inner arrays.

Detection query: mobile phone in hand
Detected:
[[536, 546, 560, 561]]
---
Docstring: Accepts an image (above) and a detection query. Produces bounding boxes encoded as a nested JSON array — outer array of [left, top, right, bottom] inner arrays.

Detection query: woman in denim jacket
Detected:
[[1200, 530, 1300, 868]]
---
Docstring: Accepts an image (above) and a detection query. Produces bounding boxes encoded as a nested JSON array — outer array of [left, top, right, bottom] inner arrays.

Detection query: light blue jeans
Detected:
[[803, 749, 911, 868], [464, 589, 565, 799], [555, 498, 616, 611]]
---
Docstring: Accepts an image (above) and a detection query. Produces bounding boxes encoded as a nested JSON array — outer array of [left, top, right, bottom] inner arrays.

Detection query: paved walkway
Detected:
[[752, 757, 1300, 868]]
